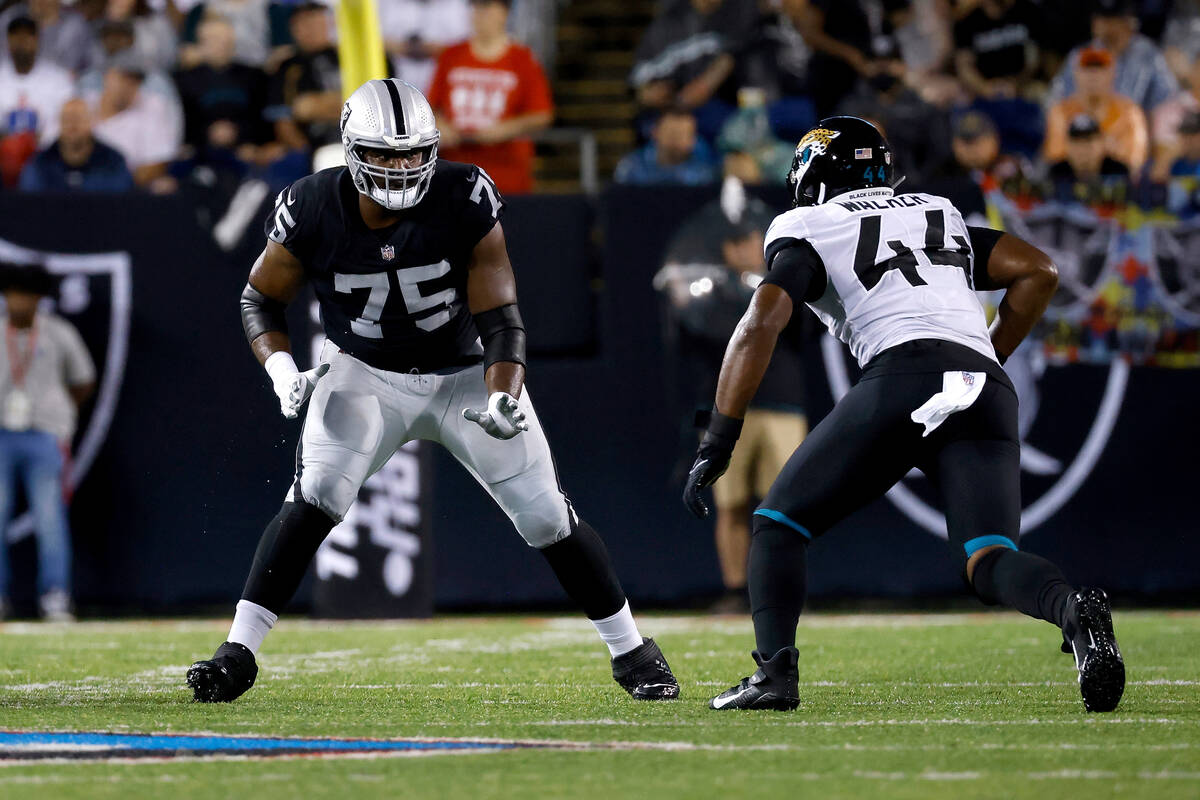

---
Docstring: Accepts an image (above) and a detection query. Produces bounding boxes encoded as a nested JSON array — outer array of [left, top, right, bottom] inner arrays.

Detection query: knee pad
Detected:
[[506, 487, 572, 549], [752, 512, 776, 537], [297, 467, 360, 524], [512, 503, 572, 548]]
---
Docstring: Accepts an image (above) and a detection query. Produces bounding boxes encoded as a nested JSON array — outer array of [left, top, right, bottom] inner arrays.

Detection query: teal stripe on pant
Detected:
[[753, 509, 812, 540], [963, 534, 1016, 558]]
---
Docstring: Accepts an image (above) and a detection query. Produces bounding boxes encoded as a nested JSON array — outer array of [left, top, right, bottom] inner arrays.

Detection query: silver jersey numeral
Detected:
[[334, 260, 456, 337]]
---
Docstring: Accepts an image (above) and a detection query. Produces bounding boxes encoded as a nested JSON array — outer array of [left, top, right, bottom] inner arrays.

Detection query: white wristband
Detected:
[[264, 351, 298, 384]]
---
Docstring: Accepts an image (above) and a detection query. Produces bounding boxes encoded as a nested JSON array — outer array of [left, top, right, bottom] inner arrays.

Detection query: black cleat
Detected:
[[710, 647, 800, 711], [612, 638, 680, 700], [187, 641, 258, 703], [1062, 588, 1125, 713]]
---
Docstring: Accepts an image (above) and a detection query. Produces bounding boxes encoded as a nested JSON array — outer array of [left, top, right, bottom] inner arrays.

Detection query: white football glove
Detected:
[[462, 391, 528, 440], [265, 352, 329, 419]]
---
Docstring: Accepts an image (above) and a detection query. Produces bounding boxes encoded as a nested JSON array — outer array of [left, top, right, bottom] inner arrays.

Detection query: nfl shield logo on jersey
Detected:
[[380, 244, 395, 261]]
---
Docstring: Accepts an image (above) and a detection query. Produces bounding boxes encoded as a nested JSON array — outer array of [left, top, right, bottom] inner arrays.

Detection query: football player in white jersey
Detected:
[[683, 117, 1124, 713]]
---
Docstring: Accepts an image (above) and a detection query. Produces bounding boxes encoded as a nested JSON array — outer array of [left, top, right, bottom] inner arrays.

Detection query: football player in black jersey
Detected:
[[187, 78, 678, 703]]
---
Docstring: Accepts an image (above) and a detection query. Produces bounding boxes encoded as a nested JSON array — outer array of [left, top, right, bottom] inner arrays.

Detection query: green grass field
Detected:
[[0, 611, 1197, 799]]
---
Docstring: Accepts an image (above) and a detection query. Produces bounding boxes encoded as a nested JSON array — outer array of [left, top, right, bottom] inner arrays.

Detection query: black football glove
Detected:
[[682, 409, 744, 519]]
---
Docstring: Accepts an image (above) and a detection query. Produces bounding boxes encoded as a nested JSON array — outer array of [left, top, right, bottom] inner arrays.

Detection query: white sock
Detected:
[[590, 600, 643, 657], [227, 599, 278, 656]]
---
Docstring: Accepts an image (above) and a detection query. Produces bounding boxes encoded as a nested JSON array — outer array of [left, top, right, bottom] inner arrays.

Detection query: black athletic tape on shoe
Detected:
[[474, 303, 526, 370]]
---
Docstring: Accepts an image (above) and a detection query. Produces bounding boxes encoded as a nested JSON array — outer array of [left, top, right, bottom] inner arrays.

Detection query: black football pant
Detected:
[[747, 339, 1074, 659], [758, 339, 1020, 554]]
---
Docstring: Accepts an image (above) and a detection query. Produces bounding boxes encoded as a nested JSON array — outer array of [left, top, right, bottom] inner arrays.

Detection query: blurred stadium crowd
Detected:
[[0, 0, 556, 198], [619, 0, 1200, 213], [0, 0, 1197, 212]]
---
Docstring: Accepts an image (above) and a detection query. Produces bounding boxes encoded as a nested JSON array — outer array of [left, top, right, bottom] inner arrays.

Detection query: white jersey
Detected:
[[764, 187, 996, 367]]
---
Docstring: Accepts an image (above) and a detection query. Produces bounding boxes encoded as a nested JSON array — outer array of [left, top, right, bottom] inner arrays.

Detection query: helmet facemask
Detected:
[[341, 79, 442, 210], [347, 138, 439, 211], [787, 142, 825, 207]]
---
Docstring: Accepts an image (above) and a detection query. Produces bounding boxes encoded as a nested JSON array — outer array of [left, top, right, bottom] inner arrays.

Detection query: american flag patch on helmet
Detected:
[[854, 148, 872, 159]]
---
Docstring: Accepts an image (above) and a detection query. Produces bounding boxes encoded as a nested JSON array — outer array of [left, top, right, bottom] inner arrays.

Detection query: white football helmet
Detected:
[[341, 78, 440, 210]]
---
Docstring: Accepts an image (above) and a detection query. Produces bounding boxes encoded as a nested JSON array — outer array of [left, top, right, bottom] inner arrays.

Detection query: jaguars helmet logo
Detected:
[[790, 128, 841, 186], [795, 128, 840, 164]]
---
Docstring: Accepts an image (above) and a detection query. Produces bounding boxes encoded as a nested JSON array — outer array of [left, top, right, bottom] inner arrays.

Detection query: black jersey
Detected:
[[264, 161, 505, 372]]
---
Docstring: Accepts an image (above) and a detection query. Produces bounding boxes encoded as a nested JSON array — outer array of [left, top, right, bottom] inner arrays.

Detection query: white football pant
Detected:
[[289, 341, 574, 548]]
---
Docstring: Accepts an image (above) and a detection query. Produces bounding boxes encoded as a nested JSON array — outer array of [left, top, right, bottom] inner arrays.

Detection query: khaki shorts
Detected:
[[713, 408, 807, 509]]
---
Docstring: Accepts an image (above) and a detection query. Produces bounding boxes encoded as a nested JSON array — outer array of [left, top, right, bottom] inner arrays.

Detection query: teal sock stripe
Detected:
[[753, 509, 812, 540], [963, 535, 1017, 557]]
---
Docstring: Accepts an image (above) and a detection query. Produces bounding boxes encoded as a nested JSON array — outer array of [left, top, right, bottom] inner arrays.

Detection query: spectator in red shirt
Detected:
[[426, 0, 554, 194]]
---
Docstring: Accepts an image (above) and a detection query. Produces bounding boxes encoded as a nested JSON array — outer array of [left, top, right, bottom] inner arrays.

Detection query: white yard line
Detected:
[[2, 737, 1200, 774], [2, 765, 1196, 782], [520, 717, 1195, 728], [1, 610, 1194, 636], [5, 677, 1195, 693]]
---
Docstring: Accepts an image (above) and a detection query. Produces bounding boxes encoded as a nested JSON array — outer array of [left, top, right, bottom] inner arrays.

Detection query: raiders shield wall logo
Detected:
[[0, 238, 131, 545]]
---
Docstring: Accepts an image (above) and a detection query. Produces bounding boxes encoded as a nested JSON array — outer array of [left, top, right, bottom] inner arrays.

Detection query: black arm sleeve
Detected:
[[473, 303, 526, 370], [761, 237, 827, 303], [967, 225, 1005, 291], [240, 283, 289, 344]]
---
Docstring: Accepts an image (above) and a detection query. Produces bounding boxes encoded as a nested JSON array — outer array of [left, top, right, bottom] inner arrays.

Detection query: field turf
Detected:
[[0, 611, 1197, 799]]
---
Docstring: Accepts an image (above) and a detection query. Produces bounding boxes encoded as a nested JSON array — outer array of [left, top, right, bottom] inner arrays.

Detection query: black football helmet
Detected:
[[786, 116, 895, 207]]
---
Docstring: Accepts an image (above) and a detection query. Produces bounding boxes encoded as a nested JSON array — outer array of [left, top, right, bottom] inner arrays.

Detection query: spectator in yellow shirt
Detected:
[[1044, 47, 1148, 173]]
